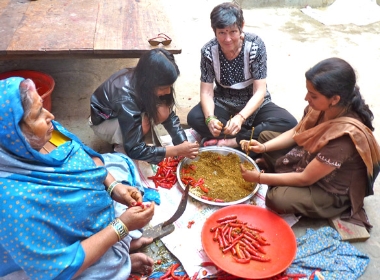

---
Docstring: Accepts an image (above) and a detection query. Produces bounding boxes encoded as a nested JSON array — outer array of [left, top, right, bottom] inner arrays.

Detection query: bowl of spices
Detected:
[[177, 146, 260, 206]]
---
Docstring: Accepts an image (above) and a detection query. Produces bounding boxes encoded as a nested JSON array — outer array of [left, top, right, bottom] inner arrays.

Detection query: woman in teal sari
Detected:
[[0, 77, 155, 279]]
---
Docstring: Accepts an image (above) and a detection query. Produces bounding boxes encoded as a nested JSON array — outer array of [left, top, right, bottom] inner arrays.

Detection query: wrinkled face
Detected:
[[215, 24, 241, 52], [20, 89, 55, 149], [304, 80, 332, 111], [156, 85, 172, 96]]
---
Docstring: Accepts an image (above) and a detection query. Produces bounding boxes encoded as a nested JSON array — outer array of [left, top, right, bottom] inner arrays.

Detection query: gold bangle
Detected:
[[107, 181, 121, 196], [109, 218, 129, 241], [258, 170, 264, 184]]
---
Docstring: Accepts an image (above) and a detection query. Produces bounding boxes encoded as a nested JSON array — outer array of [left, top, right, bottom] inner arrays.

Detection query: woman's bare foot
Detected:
[[203, 138, 238, 148], [130, 237, 153, 252], [130, 252, 154, 275], [218, 138, 238, 148]]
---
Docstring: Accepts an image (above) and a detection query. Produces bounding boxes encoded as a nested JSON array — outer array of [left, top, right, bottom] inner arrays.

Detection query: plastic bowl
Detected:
[[0, 70, 55, 112]]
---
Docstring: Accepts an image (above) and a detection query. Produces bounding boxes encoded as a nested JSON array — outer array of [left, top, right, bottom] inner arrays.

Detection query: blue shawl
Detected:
[[0, 77, 119, 279]]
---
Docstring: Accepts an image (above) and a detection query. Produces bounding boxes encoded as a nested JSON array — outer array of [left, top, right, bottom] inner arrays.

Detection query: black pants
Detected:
[[187, 101, 298, 144]]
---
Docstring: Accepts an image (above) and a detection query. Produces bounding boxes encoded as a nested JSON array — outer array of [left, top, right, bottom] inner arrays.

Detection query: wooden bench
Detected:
[[0, 0, 181, 59]]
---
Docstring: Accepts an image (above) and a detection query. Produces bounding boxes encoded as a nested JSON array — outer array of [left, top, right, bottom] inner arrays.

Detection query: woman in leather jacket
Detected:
[[90, 48, 199, 164]]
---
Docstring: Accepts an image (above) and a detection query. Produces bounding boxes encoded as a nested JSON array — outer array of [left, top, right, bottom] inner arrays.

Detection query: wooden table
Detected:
[[0, 0, 181, 59]]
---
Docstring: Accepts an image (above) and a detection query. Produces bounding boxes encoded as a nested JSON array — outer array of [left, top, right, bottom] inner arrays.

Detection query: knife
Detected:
[[142, 184, 190, 241]]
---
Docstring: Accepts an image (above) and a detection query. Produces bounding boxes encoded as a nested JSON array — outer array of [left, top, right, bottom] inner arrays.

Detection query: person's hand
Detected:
[[208, 118, 223, 137], [177, 141, 199, 159], [240, 164, 260, 182], [119, 202, 155, 231], [223, 115, 242, 136], [240, 139, 265, 154], [112, 184, 143, 207]]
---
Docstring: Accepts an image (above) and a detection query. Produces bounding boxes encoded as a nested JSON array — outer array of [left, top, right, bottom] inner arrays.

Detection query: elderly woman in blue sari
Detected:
[[0, 77, 155, 279]]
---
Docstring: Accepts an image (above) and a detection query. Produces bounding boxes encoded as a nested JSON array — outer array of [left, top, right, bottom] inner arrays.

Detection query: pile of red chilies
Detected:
[[210, 214, 271, 264], [148, 157, 183, 189]]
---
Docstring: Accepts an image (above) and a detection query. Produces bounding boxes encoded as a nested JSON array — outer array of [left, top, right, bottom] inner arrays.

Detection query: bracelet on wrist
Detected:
[[109, 218, 129, 241], [237, 113, 246, 121], [107, 181, 121, 196], [263, 143, 267, 153], [205, 115, 217, 126], [258, 170, 264, 184]]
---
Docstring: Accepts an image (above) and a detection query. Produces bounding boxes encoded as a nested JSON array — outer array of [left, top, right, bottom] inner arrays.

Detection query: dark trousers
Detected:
[[187, 101, 297, 151]]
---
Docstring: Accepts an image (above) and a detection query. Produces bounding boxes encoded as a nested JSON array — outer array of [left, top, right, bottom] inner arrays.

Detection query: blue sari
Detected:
[[0, 77, 141, 279]]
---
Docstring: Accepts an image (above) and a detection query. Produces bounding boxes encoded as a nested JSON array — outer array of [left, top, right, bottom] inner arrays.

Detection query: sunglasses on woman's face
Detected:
[[148, 33, 172, 46]]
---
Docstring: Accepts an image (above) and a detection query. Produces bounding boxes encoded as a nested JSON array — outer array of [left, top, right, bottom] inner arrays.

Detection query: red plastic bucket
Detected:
[[0, 70, 55, 112]]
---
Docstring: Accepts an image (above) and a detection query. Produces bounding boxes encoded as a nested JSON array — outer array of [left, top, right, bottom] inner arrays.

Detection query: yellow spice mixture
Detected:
[[181, 151, 257, 202]]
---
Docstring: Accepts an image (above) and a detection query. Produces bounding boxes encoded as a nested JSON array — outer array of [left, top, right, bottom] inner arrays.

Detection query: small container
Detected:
[[0, 70, 55, 112]]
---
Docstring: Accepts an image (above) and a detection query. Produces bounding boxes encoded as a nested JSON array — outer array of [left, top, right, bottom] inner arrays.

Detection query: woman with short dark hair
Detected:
[[187, 2, 297, 154]]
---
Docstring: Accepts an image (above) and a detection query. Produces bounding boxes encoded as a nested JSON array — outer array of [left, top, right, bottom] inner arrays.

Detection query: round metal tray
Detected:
[[176, 146, 260, 206]]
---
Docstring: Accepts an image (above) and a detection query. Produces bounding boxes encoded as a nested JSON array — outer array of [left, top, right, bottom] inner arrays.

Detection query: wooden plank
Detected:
[[95, 0, 181, 56], [0, 0, 30, 55], [329, 216, 370, 242], [7, 0, 98, 54], [0, 0, 181, 59]]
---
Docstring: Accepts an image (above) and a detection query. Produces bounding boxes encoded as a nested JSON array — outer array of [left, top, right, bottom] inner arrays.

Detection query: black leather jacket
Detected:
[[90, 68, 187, 164]]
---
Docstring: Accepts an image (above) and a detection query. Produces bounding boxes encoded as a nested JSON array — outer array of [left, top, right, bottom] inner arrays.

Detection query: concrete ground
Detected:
[[1, 0, 380, 278]]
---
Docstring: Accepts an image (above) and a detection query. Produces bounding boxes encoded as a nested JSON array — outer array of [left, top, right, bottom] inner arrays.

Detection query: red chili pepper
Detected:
[[159, 265, 172, 280], [242, 248, 251, 259], [219, 219, 237, 225], [235, 243, 245, 259], [170, 263, 181, 280], [187, 220, 195, 228], [246, 225, 264, 233], [244, 245, 260, 257], [199, 184, 209, 193], [188, 164, 197, 171], [200, 261, 216, 267], [210, 225, 221, 232], [228, 222, 243, 228], [214, 198, 224, 202], [217, 234, 224, 248], [132, 201, 145, 209], [222, 239, 239, 253], [250, 255, 271, 262], [201, 195, 213, 201], [216, 215, 237, 223], [227, 226, 233, 243], [233, 256, 250, 264], [213, 227, 220, 241]]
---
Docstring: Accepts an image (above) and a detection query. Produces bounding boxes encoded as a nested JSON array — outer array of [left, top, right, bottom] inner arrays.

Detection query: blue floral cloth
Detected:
[[286, 226, 369, 279]]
